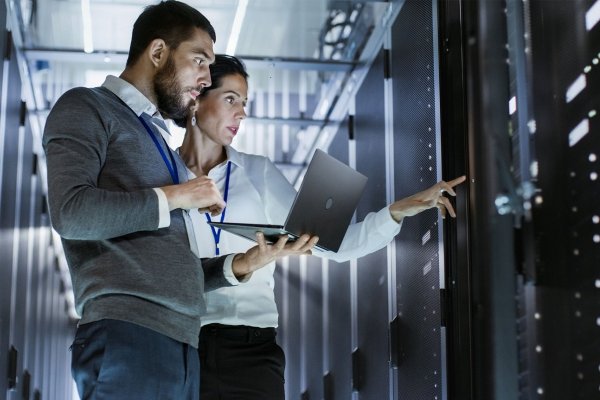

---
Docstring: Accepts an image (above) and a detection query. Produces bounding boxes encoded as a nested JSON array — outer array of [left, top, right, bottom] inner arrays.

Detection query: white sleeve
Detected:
[[153, 188, 171, 228], [222, 253, 251, 284], [314, 206, 402, 262]]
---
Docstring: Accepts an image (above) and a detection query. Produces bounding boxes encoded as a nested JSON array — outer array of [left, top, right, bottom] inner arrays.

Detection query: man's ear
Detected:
[[148, 38, 168, 68]]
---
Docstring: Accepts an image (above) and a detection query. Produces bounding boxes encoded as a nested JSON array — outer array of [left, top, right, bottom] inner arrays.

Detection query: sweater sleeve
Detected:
[[43, 88, 160, 240], [201, 254, 235, 291]]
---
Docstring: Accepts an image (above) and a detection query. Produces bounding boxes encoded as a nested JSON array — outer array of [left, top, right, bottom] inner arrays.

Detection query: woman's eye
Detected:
[[225, 97, 235, 104], [194, 58, 204, 66]]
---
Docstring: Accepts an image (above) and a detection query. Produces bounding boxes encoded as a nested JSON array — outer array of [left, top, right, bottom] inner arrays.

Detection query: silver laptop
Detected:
[[208, 149, 368, 252]]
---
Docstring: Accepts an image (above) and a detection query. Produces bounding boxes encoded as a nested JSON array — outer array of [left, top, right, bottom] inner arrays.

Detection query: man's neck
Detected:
[[120, 67, 158, 107]]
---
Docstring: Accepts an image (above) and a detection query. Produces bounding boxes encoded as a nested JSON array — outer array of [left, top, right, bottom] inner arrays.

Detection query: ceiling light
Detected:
[[226, 0, 249, 55], [81, 0, 93, 53]]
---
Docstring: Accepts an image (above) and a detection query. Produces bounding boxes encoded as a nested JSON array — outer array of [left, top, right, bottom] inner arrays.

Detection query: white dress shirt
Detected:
[[195, 146, 402, 328]]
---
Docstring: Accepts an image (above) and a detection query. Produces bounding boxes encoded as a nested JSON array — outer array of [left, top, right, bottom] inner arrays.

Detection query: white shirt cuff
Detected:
[[223, 254, 249, 284], [153, 188, 171, 228], [380, 205, 403, 233]]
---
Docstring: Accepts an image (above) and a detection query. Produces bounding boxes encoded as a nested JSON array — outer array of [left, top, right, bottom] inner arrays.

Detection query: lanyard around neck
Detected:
[[137, 115, 179, 185], [204, 161, 232, 256], [111, 92, 179, 185]]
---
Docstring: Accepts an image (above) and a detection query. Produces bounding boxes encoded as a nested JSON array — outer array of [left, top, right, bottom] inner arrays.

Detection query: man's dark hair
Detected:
[[199, 54, 249, 97], [126, 0, 216, 66]]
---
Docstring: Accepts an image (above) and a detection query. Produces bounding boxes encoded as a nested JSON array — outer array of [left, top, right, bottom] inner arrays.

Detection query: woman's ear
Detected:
[[190, 101, 199, 114], [189, 102, 199, 127], [148, 38, 167, 68]]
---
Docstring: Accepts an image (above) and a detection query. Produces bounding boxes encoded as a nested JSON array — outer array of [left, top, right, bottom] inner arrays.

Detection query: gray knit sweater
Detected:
[[43, 86, 231, 347]]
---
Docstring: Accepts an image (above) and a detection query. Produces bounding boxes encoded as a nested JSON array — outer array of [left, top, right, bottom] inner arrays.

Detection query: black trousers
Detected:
[[198, 324, 285, 400]]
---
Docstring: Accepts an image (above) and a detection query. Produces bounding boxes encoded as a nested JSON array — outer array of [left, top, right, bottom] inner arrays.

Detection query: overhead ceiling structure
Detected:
[[5, 0, 403, 317], [12, 0, 403, 169]]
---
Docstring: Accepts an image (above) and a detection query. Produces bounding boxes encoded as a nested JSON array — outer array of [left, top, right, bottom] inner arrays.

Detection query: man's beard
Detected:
[[154, 55, 193, 123]]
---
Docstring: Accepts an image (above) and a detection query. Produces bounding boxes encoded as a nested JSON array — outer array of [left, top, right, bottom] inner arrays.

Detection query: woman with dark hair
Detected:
[[180, 54, 465, 399]]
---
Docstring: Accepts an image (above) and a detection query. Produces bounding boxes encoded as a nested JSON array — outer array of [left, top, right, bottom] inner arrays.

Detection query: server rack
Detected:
[[2, 1, 600, 399]]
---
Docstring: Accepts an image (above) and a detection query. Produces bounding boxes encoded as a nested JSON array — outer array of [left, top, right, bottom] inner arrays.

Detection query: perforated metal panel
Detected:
[[322, 125, 354, 400], [354, 47, 391, 400], [276, 256, 303, 399], [277, 2, 448, 399], [391, 1, 445, 399]]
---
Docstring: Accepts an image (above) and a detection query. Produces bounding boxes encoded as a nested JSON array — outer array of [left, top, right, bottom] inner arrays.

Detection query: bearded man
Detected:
[[42, 2, 316, 399]]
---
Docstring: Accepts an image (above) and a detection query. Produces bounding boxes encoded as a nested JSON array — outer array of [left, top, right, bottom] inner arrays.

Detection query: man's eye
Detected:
[[194, 58, 204, 65]]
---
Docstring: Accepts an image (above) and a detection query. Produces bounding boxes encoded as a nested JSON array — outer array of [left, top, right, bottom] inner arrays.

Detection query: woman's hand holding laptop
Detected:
[[231, 232, 319, 280]]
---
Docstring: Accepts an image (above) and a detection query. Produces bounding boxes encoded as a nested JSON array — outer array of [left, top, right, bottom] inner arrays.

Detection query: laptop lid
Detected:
[[281, 149, 367, 251], [209, 149, 367, 252]]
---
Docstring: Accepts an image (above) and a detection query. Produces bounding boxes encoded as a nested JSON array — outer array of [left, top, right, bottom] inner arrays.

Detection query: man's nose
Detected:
[[198, 70, 212, 89]]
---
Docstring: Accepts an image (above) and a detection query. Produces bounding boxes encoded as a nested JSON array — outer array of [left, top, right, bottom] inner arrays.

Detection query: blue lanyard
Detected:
[[204, 161, 232, 255], [137, 115, 179, 184]]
